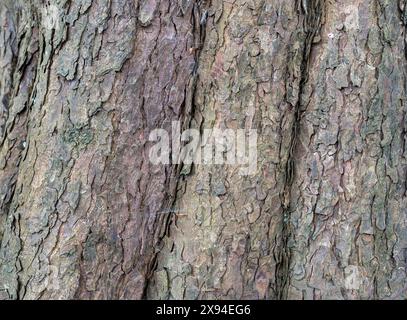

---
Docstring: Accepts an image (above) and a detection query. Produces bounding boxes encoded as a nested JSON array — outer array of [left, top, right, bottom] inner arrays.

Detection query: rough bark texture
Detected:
[[0, 0, 407, 300]]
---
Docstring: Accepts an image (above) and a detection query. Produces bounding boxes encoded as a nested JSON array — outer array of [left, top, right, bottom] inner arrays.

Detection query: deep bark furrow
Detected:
[[277, 0, 325, 299], [0, 0, 406, 300]]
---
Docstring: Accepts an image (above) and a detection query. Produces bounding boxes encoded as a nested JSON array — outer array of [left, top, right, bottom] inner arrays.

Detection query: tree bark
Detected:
[[0, 0, 407, 300]]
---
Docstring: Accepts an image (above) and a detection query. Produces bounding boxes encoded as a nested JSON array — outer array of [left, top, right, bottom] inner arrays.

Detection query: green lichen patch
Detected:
[[63, 126, 94, 149]]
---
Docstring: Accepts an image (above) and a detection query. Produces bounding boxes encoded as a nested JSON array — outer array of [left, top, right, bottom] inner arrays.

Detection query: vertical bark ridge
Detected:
[[286, 0, 407, 299], [1, 0, 407, 300], [277, 0, 325, 299], [0, 3, 40, 299], [142, 0, 208, 299], [0, 0, 203, 299], [147, 0, 324, 300]]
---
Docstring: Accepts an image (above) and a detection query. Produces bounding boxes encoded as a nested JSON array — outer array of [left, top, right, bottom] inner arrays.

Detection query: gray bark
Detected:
[[0, 0, 407, 300]]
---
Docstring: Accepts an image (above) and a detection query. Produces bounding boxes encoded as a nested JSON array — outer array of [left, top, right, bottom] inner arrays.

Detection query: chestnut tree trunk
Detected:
[[1, 0, 407, 300]]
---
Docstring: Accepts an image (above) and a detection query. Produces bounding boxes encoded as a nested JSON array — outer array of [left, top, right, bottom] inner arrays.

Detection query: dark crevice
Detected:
[[142, 0, 208, 300], [276, 0, 325, 300]]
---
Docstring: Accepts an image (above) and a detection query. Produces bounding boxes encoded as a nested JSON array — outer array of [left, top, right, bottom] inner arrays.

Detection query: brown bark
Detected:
[[0, 0, 203, 299], [0, 0, 407, 300]]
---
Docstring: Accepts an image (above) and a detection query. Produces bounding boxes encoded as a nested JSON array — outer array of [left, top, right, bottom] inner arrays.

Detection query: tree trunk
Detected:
[[1, 0, 407, 300]]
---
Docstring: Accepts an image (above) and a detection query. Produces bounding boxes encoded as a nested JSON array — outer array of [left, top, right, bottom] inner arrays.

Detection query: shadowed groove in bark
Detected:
[[400, 0, 407, 63], [142, 0, 208, 299], [276, 0, 325, 299]]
